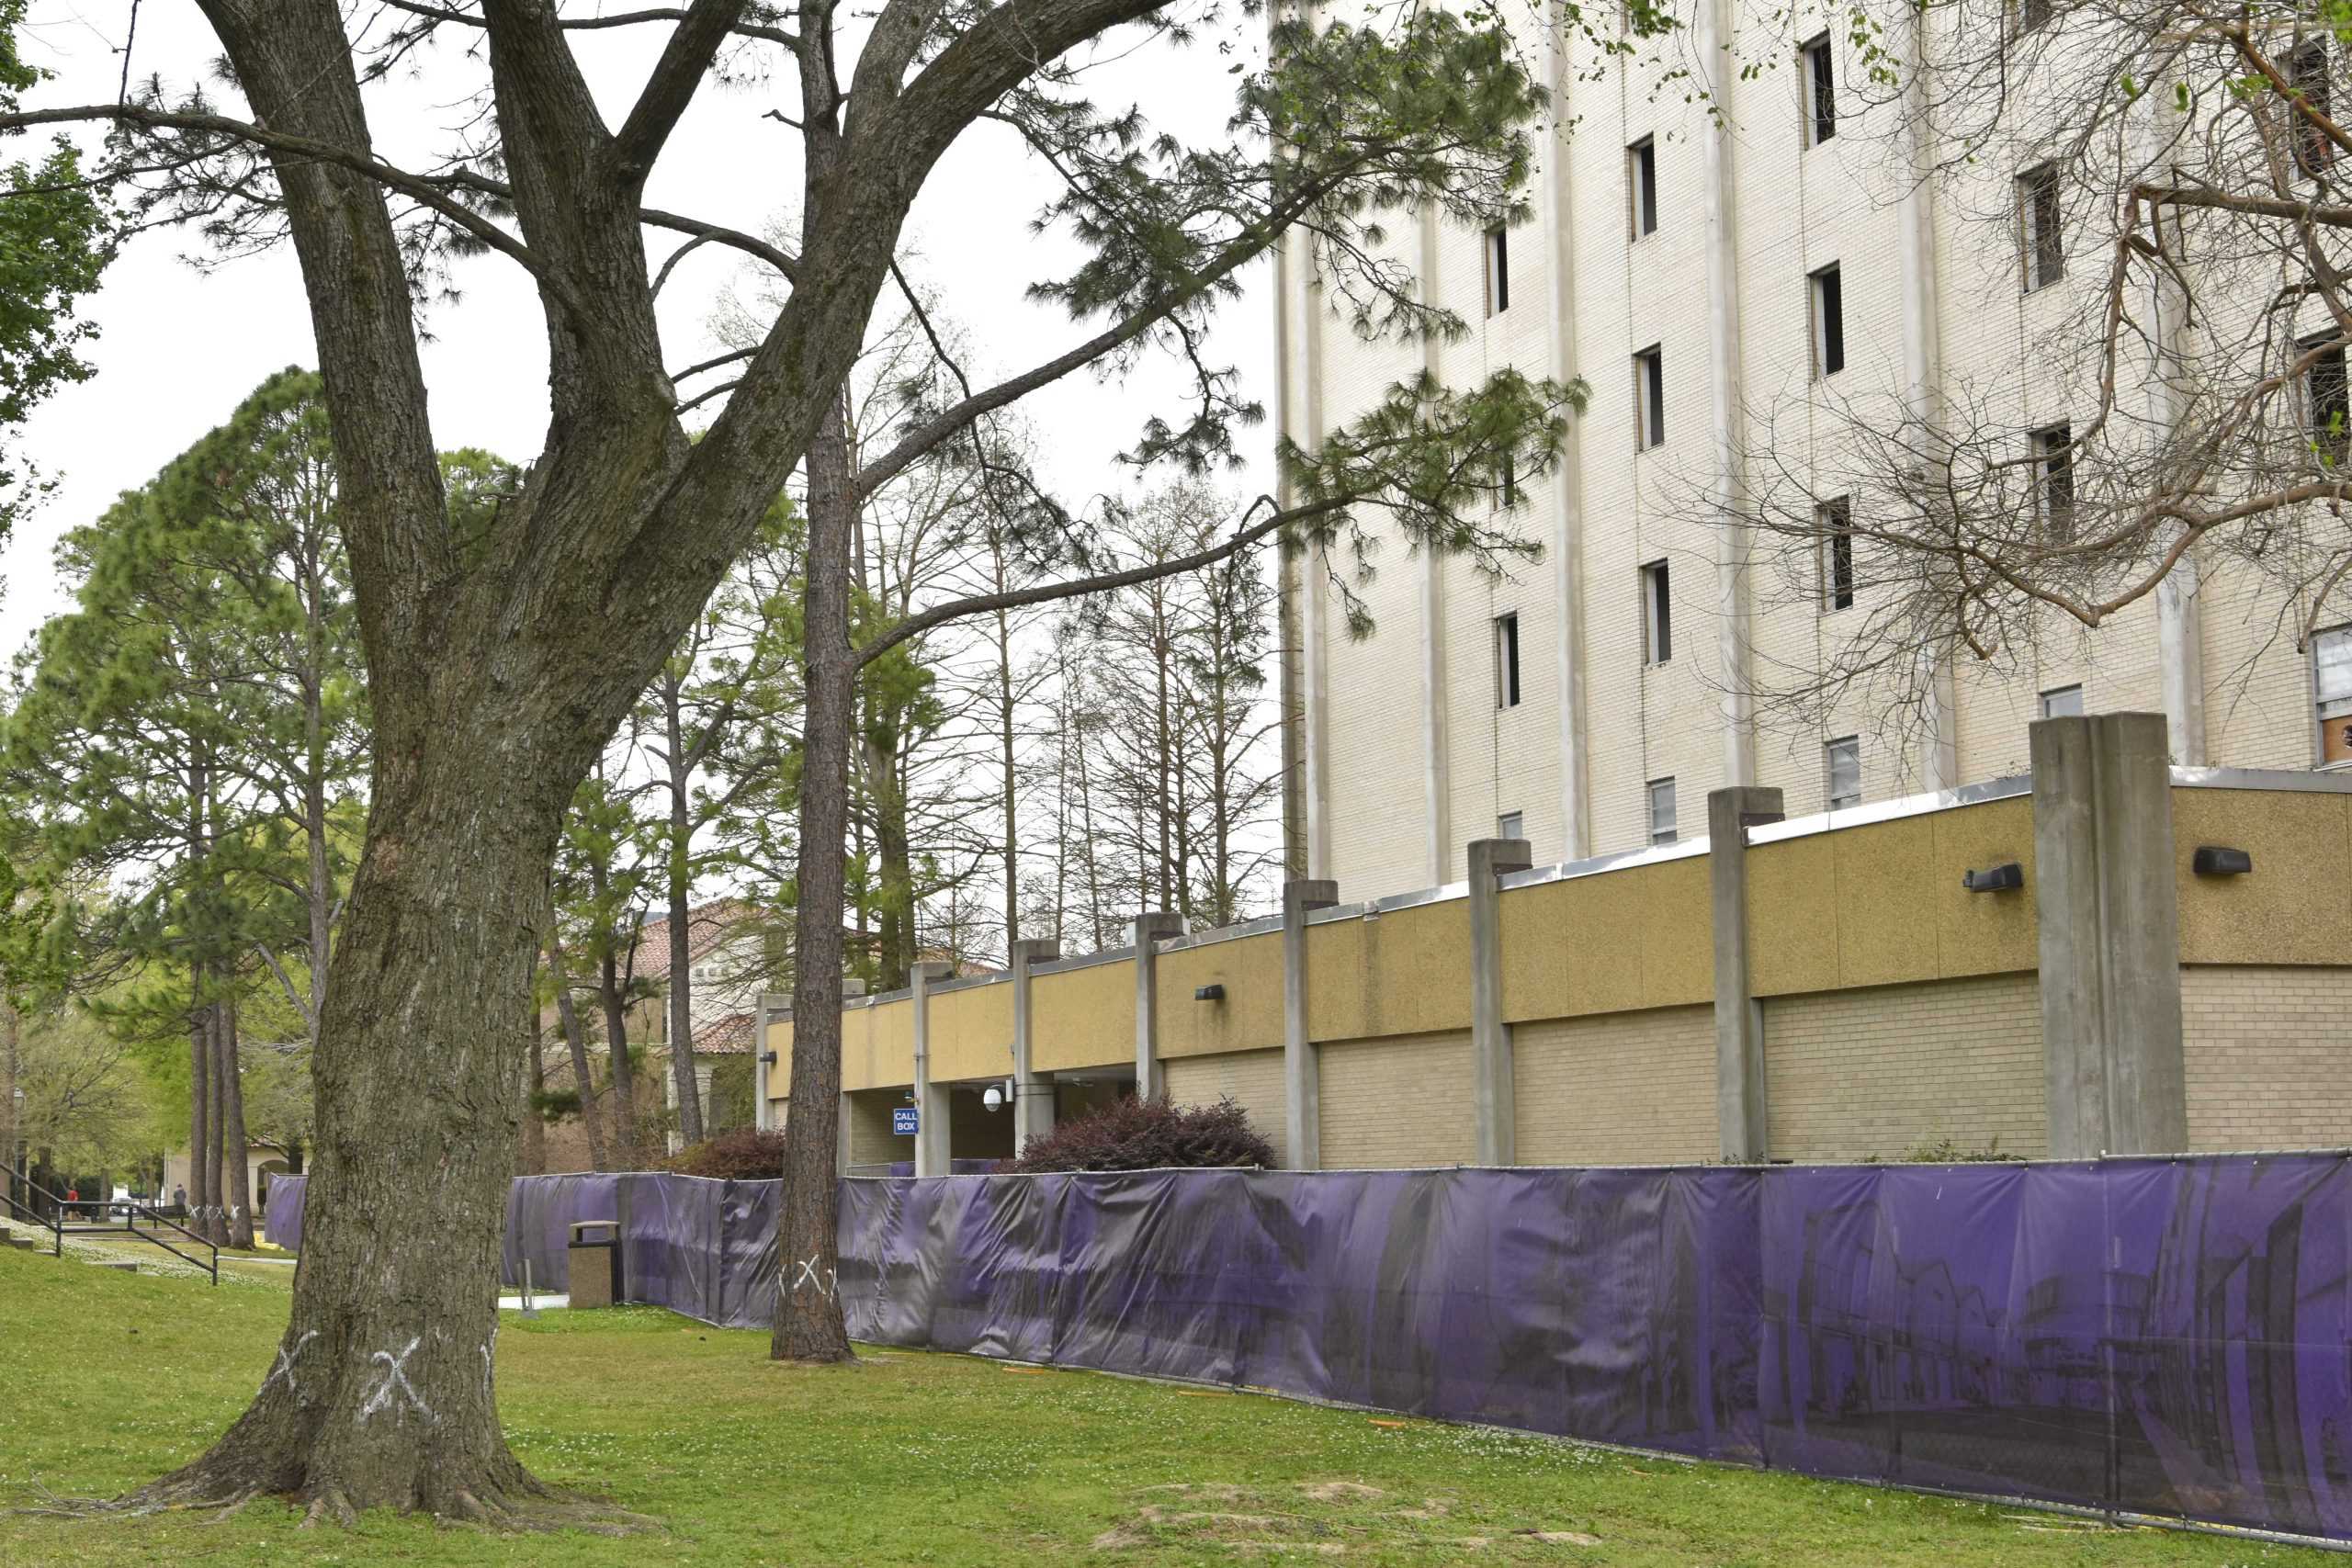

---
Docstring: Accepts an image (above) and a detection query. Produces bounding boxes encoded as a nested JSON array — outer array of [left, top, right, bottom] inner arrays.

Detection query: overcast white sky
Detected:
[[1, 2, 1276, 656]]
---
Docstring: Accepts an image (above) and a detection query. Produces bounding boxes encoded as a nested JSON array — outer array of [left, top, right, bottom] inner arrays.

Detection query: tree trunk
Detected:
[[773, 396, 857, 1364], [544, 928, 609, 1172], [144, 759, 559, 1518], [864, 722, 913, 990], [994, 584, 1019, 956], [520, 997, 547, 1179], [219, 996, 257, 1249], [662, 677, 706, 1146], [598, 950, 639, 1165], [188, 967, 212, 1233]]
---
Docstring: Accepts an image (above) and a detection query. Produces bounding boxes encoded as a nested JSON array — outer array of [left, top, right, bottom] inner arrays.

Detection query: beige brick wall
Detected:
[[1319, 1031, 1476, 1168], [1763, 974, 2047, 1160], [1163, 1048, 1290, 1168], [2182, 966, 2352, 1151], [1512, 1006, 1717, 1165], [841, 1089, 904, 1169]]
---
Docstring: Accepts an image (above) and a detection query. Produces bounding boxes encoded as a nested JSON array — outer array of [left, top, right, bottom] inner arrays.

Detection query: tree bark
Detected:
[[544, 928, 608, 1172], [662, 674, 706, 1146], [219, 996, 257, 1249], [597, 944, 640, 1165], [772, 395, 857, 1364], [144, 757, 560, 1517], [188, 966, 212, 1232]]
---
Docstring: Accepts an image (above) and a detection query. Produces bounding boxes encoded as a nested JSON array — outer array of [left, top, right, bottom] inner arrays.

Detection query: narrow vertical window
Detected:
[[1498, 450, 1520, 509], [1647, 777, 1679, 845], [1634, 345, 1664, 448], [1497, 810, 1524, 841], [1802, 35, 1837, 146], [2292, 42, 2335, 179], [1484, 225, 1510, 315], [2033, 423, 2075, 541], [1628, 137, 1657, 238], [1825, 737, 1861, 810], [1641, 558, 1672, 664], [1819, 495, 1855, 611], [2303, 332, 2348, 462], [1495, 612, 1521, 709], [1810, 264, 1845, 377], [2019, 165, 2064, 289], [2315, 627, 2352, 764], [2017, 0, 2052, 33], [2039, 684, 2084, 719]]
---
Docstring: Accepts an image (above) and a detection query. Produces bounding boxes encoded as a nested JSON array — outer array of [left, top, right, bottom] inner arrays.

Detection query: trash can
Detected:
[[567, 1220, 621, 1309]]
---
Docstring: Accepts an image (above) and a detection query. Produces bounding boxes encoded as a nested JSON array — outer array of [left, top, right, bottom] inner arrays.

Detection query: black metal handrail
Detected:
[[4, 1176, 219, 1285], [0, 1178, 62, 1259]]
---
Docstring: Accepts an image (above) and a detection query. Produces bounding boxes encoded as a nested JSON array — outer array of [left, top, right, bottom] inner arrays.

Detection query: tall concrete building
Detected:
[[1273, 0, 2346, 899]]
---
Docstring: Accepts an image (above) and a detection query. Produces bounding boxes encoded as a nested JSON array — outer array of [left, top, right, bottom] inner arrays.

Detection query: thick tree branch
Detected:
[[615, 0, 749, 176], [375, 0, 799, 48]]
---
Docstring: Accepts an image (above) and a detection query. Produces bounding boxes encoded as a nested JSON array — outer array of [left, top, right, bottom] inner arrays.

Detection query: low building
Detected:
[[761, 716, 2352, 1173]]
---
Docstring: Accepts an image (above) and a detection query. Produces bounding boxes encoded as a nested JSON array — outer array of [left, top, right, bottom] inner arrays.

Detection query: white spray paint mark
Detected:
[[481, 1324, 498, 1398], [358, 1337, 429, 1423], [790, 1256, 836, 1298], [261, 1329, 320, 1402]]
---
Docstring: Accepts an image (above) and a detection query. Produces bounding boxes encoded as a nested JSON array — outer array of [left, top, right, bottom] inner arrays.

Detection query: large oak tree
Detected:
[[3, 0, 1571, 1524]]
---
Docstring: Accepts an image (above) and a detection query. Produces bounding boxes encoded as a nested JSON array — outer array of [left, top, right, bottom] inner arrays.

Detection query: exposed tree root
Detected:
[[297, 1490, 356, 1532]]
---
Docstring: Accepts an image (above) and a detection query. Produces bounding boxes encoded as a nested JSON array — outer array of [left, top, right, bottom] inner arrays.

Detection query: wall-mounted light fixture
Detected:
[[1962, 863, 2024, 893], [759, 1050, 778, 1066], [1193, 984, 1226, 1002], [2192, 845, 2253, 876]]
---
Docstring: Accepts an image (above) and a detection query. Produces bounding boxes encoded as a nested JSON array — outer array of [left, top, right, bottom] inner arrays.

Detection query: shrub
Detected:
[[664, 1127, 788, 1180], [1003, 1095, 1274, 1174]]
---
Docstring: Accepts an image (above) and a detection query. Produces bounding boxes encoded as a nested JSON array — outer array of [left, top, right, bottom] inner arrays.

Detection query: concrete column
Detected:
[[1468, 838, 1533, 1166], [1696, 0, 1755, 788], [1009, 938, 1060, 1150], [2032, 713, 2188, 1157], [753, 990, 788, 1134], [1129, 913, 1183, 1099], [909, 961, 954, 1177], [1543, 7, 1590, 861], [1709, 786, 1783, 1161], [1282, 878, 1340, 1169], [1417, 202, 1453, 887]]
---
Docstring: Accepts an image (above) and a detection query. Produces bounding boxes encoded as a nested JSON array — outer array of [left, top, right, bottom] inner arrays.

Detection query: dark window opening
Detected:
[[1803, 36, 1838, 146], [1642, 559, 1672, 664], [2021, 165, 2064, 289], [1821, 496, 1855, 610], [2034, 423, 2075, 541], [1496, 613, 1521, 708], [1485, 226, 1510, 315], [1634, 346, 1665, 447], [1629, 138, 1657, 237], [1811, 265, 1845, 377]]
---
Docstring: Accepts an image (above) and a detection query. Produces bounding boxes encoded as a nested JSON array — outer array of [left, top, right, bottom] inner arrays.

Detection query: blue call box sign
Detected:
[[892, 1106, 920, 1136]]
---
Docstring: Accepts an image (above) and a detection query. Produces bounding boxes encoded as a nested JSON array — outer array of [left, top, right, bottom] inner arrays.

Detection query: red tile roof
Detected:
[[630, 898, 762, 982], [693, 1011, 759, 1055]]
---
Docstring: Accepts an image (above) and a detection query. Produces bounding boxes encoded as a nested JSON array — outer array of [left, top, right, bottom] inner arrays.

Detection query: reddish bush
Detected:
[[1003, 1095, 1274, 1174], [664, 1127, 788, 1180]]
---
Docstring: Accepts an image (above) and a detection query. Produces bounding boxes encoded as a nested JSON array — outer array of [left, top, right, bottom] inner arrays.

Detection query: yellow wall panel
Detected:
[[1156, 935, 1284, 1059], [1560, 872, 1650, 1017], [1832, 816, 1939, 988], [1355, 901, 1475, 1037], [1747, 834, 1839, 997], [1497, 881, 1569, 1021], [2174, 789, 2352, 965], [763, 1016, 793, 1100], [929, 982, 1013, 1084], [1305, 919, 1367, 1042], [1639, 858, 1713, 1006], [1030, 960, 1134, 1073], [1931, 798, 2038, 976]]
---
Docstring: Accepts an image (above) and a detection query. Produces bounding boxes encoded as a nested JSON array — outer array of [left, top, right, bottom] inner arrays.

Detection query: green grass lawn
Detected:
[[0, 1243, 2332, 1566]]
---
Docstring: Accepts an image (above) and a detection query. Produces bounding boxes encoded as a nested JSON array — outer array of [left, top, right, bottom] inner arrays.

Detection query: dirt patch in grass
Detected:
[[1090, 1481, 1605, 1557]]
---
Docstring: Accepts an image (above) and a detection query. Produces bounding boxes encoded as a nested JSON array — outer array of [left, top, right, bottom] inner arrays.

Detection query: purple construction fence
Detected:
[[263, 1154, 2352, 1541]]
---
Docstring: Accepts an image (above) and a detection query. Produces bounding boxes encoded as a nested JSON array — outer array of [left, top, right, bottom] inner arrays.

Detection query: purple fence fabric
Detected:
[[257, 1156, 2352, 1540], [264, 1174, 305, 1252]]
